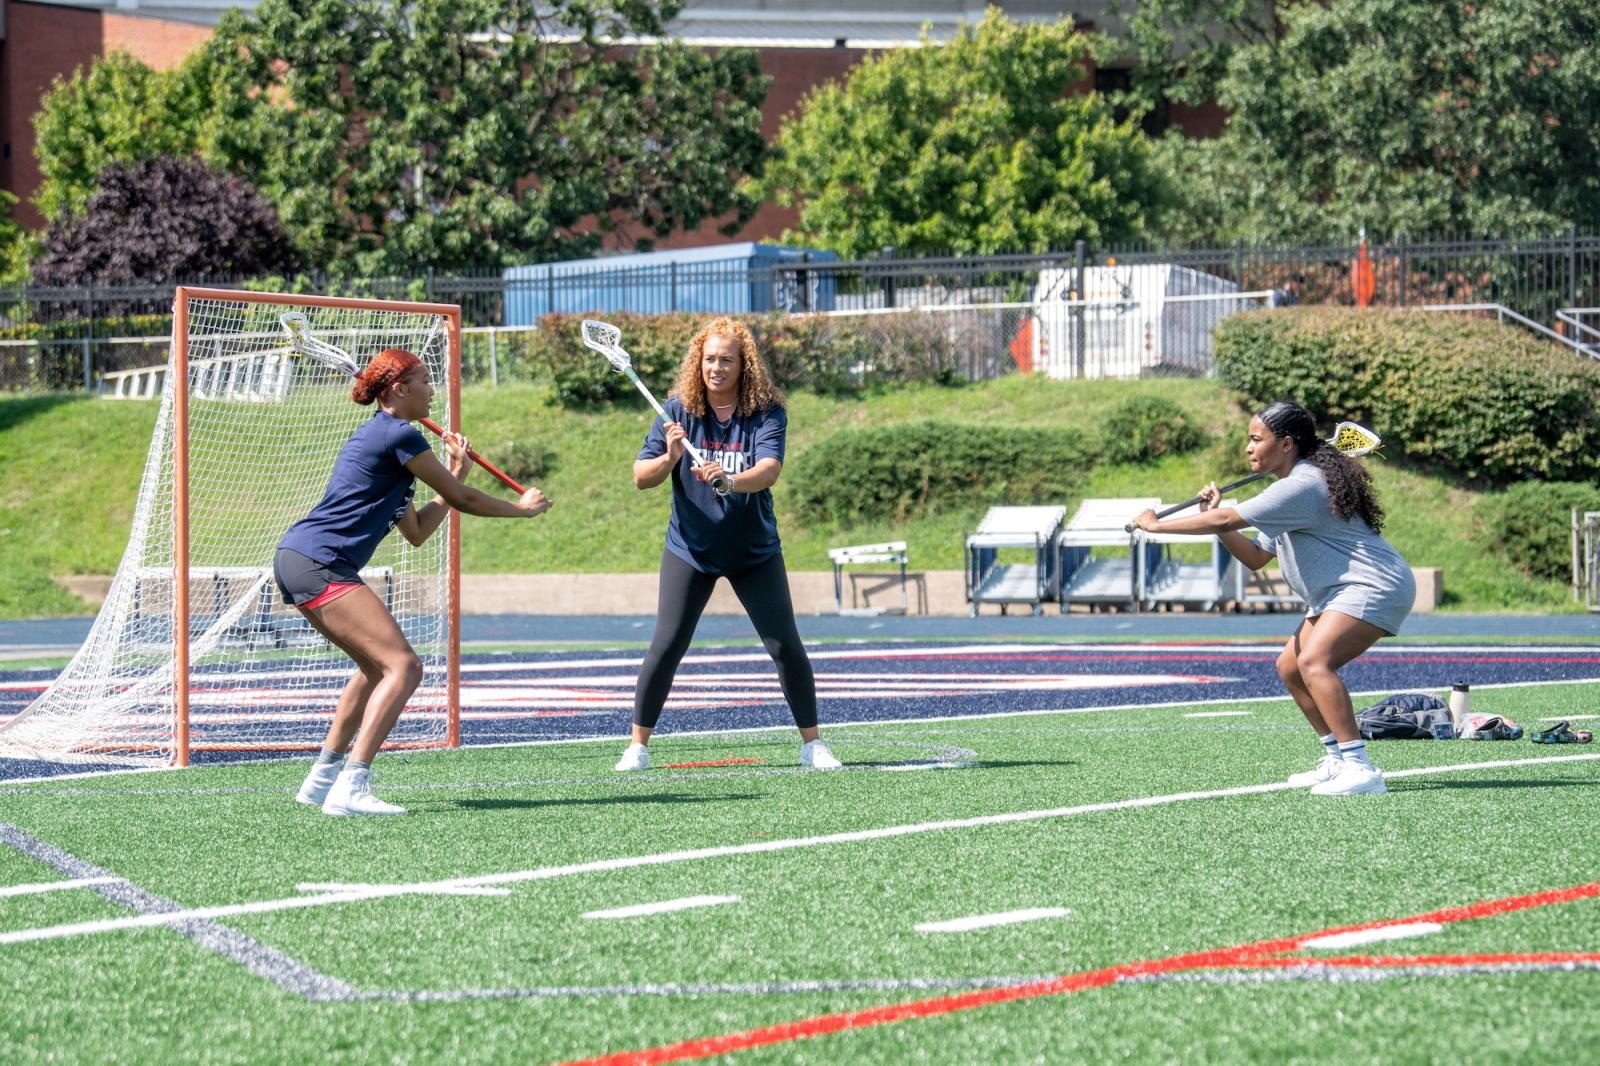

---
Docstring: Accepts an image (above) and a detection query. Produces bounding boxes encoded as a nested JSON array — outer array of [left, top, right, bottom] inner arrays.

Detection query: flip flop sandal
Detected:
[[1530, 721, 1593, 744]]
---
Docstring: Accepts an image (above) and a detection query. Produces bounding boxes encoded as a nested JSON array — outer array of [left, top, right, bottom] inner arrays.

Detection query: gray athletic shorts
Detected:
[[273, 548, 364, 609], [1312, 576, 1416, 637]]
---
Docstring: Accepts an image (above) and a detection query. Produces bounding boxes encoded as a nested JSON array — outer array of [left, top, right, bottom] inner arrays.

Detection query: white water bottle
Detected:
[[1448, 682, 1471, 729]]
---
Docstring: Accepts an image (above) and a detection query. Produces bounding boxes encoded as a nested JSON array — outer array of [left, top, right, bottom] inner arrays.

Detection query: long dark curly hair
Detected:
[[1257, 400, 1385, 533]]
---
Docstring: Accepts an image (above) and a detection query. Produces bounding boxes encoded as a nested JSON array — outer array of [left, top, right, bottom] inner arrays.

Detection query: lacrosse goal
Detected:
[[1, 288, 463, 766]]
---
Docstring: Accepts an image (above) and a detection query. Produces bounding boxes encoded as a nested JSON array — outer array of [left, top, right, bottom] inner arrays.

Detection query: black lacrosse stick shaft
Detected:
[[1123, 471, 1267, 533]]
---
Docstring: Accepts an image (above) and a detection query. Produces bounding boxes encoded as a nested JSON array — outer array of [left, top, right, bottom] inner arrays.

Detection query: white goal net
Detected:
[[1, 289, 462, 765]]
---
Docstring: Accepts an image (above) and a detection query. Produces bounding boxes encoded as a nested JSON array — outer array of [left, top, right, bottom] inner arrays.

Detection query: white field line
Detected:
[[1538, 714, 1598, 721], [915, 908, 1069, 933], [296, 881, 511, 898], [0, 876, 119, 898], [581, 895, 740, 920], [1300, 922, 1443, 950], [1184, 711, 1253, 718], [2, 752, 1595, 948]]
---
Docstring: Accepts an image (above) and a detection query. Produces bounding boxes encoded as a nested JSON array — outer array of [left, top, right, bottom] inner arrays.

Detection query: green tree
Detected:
[[201, 0, 770, 273], [757, 9, 1174, 259], [0, 192, 31, 284], [1105, 0, 1277, 115], [32, 51, 218, 224], [1161, 0, 1600, 242]]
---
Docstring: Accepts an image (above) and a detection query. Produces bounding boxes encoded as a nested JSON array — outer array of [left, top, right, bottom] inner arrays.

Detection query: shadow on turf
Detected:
[[949, 759, 1075, 771], [440, 792, 762, 812], [1401, 778, 1596, 792]]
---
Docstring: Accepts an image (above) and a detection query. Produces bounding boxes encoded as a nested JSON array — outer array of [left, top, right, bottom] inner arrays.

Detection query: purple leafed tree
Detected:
[[33, 155, 300, 286]]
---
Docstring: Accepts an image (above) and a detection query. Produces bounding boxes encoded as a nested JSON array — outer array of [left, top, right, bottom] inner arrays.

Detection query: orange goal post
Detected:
[[0, 288, 464, 766]]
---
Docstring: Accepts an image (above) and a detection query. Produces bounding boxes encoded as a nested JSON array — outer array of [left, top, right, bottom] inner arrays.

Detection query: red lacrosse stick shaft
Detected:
[[419, 416, 526, 494]]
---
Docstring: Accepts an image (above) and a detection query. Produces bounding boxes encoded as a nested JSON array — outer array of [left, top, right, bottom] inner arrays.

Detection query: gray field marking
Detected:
[[338, 956, 1600, 1002], [0, 822, 357, 999], [1126, 959, 1600, 986], [344, 974, 1056, 1002]]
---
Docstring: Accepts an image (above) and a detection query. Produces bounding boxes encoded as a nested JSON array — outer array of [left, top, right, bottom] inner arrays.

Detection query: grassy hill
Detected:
[[0, 378, 1577, 618]]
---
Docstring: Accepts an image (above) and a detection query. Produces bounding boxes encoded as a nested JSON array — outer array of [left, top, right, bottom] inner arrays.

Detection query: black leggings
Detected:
[[634, 550, 818, 730]]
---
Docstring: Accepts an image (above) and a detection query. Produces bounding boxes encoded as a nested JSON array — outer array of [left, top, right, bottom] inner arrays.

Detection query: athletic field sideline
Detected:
[[0, 620, 1596, 1063]]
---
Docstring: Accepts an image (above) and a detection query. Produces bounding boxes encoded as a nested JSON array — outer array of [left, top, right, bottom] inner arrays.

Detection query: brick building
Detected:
[[2, 1, 1225, 245]]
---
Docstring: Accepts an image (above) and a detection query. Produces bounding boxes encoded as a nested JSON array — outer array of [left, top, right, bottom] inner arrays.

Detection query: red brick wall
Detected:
[[650, 46, 871, 251], [0, 1, 209, 228]]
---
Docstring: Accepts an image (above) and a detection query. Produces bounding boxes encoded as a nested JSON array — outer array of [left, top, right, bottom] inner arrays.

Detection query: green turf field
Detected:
[[1, 676, 1597, 1064]]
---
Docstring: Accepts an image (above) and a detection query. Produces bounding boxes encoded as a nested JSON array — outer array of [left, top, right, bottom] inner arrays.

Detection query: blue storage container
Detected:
[[502, 243, 837, 325]]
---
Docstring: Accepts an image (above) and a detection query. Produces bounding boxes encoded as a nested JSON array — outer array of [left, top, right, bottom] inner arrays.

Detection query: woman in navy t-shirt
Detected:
[[277, 347, 551, 816], [616, 317, 840, 772]]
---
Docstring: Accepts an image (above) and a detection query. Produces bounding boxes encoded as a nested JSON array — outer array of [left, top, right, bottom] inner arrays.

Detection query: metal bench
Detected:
[[1055, 498, 1160, 612], [965, 506, 1066, 616], [827, 541, 909, 616]]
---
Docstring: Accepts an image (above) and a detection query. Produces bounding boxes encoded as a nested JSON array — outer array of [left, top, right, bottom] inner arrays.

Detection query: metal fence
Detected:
[[7, 228, 1600, 392]]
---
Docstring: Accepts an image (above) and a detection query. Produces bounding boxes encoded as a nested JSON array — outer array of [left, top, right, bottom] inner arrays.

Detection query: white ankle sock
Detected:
[[1337, 739, 1373, 768]]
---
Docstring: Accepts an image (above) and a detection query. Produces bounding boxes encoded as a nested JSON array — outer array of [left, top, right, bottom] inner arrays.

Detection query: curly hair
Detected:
[[351, 348, 422, 406], [1256, 400, 1385, 533], [670, 317, 785, 419]]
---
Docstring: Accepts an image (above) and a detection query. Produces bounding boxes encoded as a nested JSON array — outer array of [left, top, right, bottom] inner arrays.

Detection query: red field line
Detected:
[[558, 880, 1600, 1066]]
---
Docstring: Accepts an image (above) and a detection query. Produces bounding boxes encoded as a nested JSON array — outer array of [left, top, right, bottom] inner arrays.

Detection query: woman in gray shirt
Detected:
[[1132, 401, 1413, 797]]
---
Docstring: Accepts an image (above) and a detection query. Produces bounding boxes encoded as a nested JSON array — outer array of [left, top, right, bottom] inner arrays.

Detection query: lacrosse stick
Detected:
[[279, 312, 527, 494], [580, 319, 731, 497], [1124, 421, 1382, 533]]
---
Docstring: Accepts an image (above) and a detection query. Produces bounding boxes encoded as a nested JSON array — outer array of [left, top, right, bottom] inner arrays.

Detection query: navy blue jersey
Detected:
[[638, 397, 786, 576], [279, 411, 431, 571]]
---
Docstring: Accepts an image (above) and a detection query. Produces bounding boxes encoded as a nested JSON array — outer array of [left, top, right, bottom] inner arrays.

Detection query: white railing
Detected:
[[1554, 307, 1600, 359], [1424, 303, 1594, 357]]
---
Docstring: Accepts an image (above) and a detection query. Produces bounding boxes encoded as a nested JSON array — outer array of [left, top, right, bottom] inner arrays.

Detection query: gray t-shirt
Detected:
[[1233, 460, 1413, 619]]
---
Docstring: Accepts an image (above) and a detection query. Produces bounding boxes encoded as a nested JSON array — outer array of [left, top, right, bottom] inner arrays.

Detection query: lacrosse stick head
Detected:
[[580, 319, 631, 373], [280, 311, 361, 377], [1329, 421, 1381, 457]]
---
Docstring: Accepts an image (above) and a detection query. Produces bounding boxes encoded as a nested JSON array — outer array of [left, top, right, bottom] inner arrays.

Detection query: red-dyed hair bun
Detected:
[[351, 348, 423, 405]]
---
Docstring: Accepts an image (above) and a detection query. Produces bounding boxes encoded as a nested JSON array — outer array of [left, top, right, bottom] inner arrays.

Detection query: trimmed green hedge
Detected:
[[1100, 395, 1206, 464], [789, 421, 1098, 525], [1214, 308, 1600, 484], [1479, 481, 1600, 582]]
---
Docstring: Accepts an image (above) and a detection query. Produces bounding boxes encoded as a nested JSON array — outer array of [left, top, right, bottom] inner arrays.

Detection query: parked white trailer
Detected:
[[1023, 264, 1260, 379]]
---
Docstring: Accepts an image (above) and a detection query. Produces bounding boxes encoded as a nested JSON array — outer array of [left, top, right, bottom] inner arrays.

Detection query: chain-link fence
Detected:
[[8, 227, 1600, 392]]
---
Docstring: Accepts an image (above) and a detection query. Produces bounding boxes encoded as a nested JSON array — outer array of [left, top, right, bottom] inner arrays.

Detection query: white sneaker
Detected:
[[800, 739, 842, 770], [614, 743, 650, 772], [1286, 754, 1342, 788], [1310, 760, 1388, 796], [296, 757, 345, 806], [321, 767, 406, 816]]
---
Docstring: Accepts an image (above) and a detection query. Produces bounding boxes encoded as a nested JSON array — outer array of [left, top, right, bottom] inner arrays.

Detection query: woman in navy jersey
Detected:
[[616, 317, 840, 772], [278, 347, 550, 816]]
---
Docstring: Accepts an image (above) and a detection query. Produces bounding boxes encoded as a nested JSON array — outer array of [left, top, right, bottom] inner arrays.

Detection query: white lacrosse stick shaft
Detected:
[[581, 320, 730, 496]]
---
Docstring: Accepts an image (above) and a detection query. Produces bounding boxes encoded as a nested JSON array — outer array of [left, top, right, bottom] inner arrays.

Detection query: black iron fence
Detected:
[[5, 228, 1599, 392]]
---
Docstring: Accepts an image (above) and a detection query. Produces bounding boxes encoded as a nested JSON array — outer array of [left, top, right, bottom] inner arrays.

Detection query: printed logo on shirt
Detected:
[[699, 440, 749, 475]]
